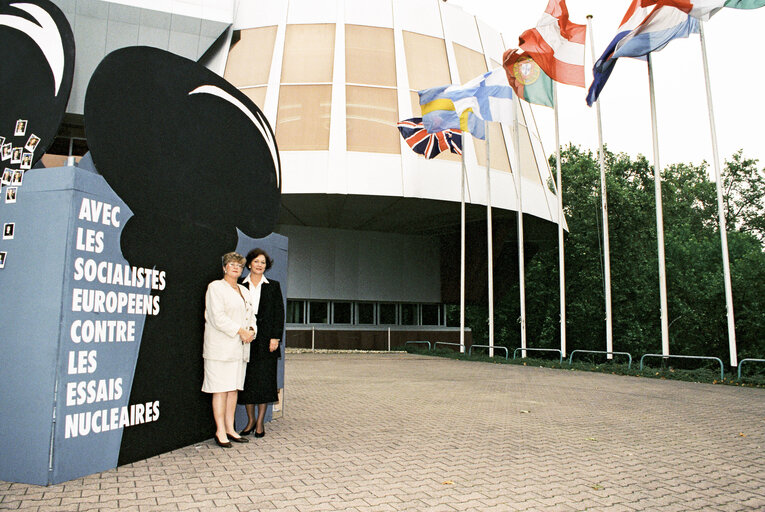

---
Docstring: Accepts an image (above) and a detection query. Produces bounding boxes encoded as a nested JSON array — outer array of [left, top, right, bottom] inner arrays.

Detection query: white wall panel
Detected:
[[345, 0, 392, 28], [233, 0, 285, 29], [280, 152, 330, 194], [477, 19, 505, 65], [403, 158, 459, 203], [441, 2, 481, 53], [345, 153, 404, 197], [287, 0, 337, 24], [393, 0, 442, 39]]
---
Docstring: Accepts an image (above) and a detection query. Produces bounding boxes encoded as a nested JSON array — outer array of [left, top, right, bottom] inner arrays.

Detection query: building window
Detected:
[[516, 107, 545, 184], [333, 302, 353, 324], [421, 304, 440, 325], [357, 302, 375, 324], [473, 122, 511, 172], [345, 25, 398, 154], [452, 43, 487, 84], [276, 84, 332, 150], [240, 86, 267, 109], [281, 24, 335, 83], [400, 303, 418, 326], [224, 26, 277, 87], [346, 86, 399, 154], [286, 300, 305, 323], [308, 301, 329, 324], [378, 303, 396, 325], [402, 31, 451, 91], [276, 24, 335, 151], [345, 25, 395, 87]]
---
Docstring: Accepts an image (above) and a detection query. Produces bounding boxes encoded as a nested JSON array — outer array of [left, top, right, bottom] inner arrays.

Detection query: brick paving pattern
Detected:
[[2, 352, 764, 511]]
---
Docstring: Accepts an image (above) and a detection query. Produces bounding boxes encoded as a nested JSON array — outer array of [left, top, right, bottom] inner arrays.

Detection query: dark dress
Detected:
[[238, 278, 284, 404]]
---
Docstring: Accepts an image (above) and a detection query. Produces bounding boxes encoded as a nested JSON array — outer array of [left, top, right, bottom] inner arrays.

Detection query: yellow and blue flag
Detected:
[[418, 68, 515, 140]]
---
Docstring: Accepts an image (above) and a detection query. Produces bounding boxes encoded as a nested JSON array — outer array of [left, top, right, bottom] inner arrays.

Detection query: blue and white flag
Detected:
[[418, 68, 514, 140]]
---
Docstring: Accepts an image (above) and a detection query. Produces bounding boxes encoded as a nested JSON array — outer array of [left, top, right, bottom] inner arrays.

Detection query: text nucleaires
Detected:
[[64, 198, 165, 438], [64, 401, 160, 438]]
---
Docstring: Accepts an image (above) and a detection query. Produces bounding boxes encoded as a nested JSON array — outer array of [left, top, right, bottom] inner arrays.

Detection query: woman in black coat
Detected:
[[238, 248, 284, 437]]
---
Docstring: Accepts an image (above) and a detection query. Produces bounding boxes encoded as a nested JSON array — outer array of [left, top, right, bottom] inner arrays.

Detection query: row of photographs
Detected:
[[2, 168, 25, 187], [0, 118, 25, 271], [1, 140, 38, 168]]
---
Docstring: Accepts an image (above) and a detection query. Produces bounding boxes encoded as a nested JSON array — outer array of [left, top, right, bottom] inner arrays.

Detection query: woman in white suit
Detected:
[[202, 252, 255, 447]]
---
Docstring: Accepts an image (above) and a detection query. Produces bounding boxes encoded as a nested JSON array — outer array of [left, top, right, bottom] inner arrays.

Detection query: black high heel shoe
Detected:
[[240, 426, 256, 435], [254, 428, 265, 438], [228, 434, 249, 443], [214, 435, 232, 448]]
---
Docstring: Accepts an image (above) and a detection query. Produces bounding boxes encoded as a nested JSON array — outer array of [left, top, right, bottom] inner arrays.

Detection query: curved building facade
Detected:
[[50, 0, 562, 347]]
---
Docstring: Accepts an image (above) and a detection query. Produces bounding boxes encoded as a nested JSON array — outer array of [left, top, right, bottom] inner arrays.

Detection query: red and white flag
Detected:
[[519, 0, 586, 88]]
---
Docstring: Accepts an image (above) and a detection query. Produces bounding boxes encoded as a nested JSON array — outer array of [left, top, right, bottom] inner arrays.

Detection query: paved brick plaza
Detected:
[[2, 352, 764, 511]]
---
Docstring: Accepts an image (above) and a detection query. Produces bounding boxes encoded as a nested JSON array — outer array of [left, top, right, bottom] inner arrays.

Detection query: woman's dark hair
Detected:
[[246, 248, 273, 270]]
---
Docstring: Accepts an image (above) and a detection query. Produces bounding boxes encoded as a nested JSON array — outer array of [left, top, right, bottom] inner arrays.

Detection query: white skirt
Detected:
[[201, 358, 246, 393]]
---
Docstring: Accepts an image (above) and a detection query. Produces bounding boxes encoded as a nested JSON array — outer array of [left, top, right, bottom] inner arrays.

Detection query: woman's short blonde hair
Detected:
[[221, 251, 246, 269]]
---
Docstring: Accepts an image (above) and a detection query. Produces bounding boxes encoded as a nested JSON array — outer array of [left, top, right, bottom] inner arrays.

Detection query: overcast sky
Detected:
[[450, 0, 765, 169]]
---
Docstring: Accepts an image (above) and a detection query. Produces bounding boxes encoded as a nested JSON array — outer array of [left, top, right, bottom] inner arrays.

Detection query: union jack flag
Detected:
[[397, 118, 462, 160]]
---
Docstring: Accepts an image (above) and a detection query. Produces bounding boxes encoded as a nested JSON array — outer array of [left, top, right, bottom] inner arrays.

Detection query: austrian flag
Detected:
[[519, 0, 586, 88]]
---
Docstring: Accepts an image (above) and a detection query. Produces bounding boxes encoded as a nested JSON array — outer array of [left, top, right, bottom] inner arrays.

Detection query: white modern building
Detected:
[[49, 0, 562, 348]]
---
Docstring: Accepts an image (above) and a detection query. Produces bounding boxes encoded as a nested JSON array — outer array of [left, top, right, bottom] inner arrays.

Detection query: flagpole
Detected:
[[513, 95, 527, 355], [553, 83, 566, 358], [586, 15, 613, 358], [460, 147, 466, 354], [699, 21, 737, 367], [647, 54, 670, 357], [486, 122, 494, 357]]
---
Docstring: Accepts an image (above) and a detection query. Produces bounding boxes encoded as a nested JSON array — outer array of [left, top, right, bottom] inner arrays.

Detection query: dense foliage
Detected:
[[461, 147, 765, 370]]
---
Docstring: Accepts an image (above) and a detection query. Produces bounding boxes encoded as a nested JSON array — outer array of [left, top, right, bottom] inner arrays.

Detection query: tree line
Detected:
[[458, 146, 765, 368]]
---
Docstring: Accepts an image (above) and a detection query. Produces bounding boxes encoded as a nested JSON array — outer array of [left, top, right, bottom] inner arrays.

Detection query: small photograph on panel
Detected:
[[10, 147, 22, 164], [0, 136, 4, 146], [3, 223, 14, 240], [1, 168, 11, 185], [0, 251, 6, 268], [14, 120, 27, 136], [25, 134, 40, 152], [19, 153, 32, 170], [12, 170, 23, 185], [1, 143, 12, 161], [5, 186, 17, 203]]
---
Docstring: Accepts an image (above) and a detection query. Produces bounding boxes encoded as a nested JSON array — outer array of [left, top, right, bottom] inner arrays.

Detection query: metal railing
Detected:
[[639, 354, 724, 381], [404, 340, 431, 351], [468, 345, 509, 359], [737, 358, 765, 380], [513, 347, 563, 364], [433, 341, 463, 351], [568, 350, 633, 369]]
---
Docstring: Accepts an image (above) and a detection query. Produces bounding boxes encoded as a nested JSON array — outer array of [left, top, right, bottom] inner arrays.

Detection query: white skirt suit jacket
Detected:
[[203, 279, 254, 363]]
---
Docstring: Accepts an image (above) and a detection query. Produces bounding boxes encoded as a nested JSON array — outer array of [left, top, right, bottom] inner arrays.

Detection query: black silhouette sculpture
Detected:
[[0, 0, 74, 168], [84, 46, 281, 464]]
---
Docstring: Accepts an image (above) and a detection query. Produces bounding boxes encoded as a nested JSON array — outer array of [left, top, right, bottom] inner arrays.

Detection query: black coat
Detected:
[[242, 278, 284, 360]]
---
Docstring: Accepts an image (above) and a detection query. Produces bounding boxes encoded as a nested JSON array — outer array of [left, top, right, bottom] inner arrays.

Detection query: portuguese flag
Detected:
[[502, 49, 554, 108]]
